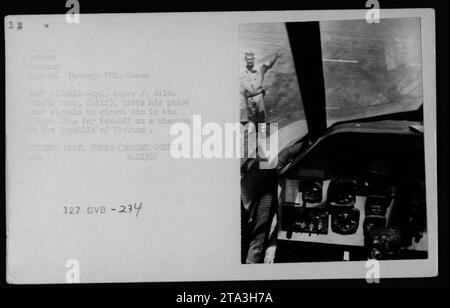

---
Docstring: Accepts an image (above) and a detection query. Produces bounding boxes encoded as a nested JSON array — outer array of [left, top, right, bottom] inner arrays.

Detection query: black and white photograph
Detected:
[[240, 18, 429, 264]]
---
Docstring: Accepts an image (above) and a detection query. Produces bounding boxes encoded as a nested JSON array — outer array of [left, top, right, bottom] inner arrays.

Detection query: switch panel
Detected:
[[281, 206, 329, 235]]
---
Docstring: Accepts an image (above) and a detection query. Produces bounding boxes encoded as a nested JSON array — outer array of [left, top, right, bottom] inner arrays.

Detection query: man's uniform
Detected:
[[240, 61, 269, 124]]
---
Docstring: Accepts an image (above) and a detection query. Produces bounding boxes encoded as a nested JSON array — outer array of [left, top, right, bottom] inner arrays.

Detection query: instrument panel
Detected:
[[278, 176, 427, 259]]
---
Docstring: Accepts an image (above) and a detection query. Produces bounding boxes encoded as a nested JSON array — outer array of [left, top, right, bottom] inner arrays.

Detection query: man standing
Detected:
[[240, 50, 281, 264], [240, 50, 281, 125]]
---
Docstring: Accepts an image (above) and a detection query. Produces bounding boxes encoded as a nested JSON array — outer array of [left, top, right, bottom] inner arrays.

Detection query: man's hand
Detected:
[[275, 48, 282, 59], [263, 49, 281, 73]]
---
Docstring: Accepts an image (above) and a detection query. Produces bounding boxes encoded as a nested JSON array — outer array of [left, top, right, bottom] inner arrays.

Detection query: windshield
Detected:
[[320, 18, 423, 126], [238, 18, 423, 153]]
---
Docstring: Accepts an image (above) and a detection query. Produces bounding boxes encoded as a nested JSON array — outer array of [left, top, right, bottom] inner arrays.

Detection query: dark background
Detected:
[[1, 0, 448, 292]]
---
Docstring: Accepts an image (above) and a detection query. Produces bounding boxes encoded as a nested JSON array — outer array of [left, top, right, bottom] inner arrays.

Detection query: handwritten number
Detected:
[[134, 202, 143, 218], [118, 203, 143, 217], [8, 21, 23, 30]]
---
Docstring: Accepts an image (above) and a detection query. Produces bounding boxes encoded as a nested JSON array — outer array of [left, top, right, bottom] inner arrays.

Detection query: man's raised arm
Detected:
[[261, 49, 281, 75]]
